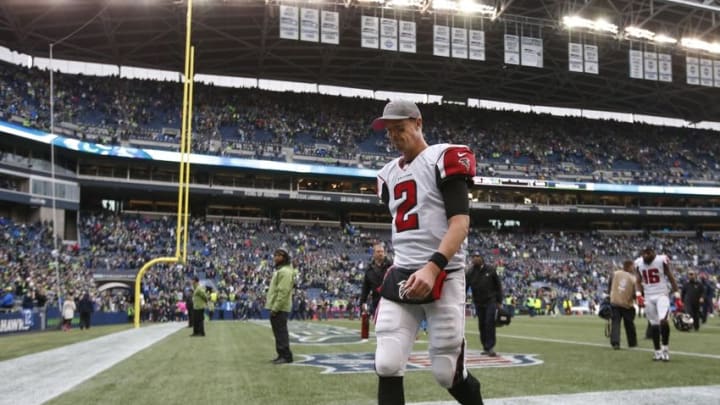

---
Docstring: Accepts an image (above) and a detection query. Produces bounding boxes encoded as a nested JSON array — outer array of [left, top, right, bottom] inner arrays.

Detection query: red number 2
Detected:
[[641, 268, 661, 284], [394, 180, 419, 232]]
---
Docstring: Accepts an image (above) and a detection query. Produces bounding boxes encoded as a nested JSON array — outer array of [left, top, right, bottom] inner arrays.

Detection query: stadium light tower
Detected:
[[49, 43, 61, 312], [48, 2, 110, 315]]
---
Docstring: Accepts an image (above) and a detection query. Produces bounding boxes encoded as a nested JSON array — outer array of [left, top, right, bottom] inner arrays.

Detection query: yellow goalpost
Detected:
[[133, 0, 196, 328]]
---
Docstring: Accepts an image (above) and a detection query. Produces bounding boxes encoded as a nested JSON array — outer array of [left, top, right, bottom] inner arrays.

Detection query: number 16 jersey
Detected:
[[634, 254, 670, 297]]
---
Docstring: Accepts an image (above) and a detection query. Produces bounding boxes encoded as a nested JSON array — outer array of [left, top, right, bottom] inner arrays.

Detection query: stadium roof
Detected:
[[0, 0, 719, 122]]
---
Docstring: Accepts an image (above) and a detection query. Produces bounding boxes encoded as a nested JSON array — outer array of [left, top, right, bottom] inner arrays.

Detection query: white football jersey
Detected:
[[377, 144, 475, 271], [634, 254, 670, 297]]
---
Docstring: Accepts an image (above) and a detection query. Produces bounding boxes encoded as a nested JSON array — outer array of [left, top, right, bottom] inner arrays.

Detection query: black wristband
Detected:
[[429, 252, 448, 269]]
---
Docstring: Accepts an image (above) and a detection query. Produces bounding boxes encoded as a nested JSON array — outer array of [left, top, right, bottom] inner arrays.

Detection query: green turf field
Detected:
[[13, 316, 719, 405]]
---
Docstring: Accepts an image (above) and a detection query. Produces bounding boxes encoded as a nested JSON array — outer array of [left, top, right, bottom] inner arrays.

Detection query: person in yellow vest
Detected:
[[266, 248, 297, 364], [534, 296, 543, 316], [191, 276, 208, 337], [207, 289, 216, 321], [563, 298, 572, 315], [504, 295, 515, 318], [525, 296, 536, 317]]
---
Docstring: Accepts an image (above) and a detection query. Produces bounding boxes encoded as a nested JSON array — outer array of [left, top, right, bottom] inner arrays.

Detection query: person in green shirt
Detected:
[[266, 248, 296, 364], [191, 276, 208, 337]]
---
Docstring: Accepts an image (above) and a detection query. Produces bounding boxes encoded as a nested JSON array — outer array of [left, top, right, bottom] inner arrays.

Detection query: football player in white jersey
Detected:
[[371, 100, 483, 405], [634, 247, 680, 362]]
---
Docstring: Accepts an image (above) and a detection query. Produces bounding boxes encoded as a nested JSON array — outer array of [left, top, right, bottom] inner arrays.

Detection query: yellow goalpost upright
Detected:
[[133, 0, 196, 328]]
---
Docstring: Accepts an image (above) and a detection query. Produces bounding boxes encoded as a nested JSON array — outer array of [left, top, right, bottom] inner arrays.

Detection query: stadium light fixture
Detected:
[[387, 0, 423, 7], [458, 0, 496, 15], [561, 16, 618, 34], [653, 34, 677, 44], [594, 19, 618, 34], [625, 26, 656, 41], [431, 0, 496, 16], [681, 37, 720, 54], [432, 0, 457, 11]]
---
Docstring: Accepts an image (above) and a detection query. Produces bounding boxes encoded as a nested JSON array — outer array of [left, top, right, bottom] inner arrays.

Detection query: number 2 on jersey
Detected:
[[394, 180, 419, 232], [641, 268, 661, 284]]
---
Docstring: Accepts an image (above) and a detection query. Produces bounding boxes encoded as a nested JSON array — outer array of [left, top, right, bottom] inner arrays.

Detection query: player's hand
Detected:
[[636, 295, 644, 308], [361, 303, 368, 313], [404, 264, 438, 300], [673, 291, 681, 299]]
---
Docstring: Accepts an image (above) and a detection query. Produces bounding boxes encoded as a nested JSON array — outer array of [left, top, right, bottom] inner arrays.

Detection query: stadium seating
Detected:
[[1, 212, 718, 321], [2, 61, 719, 185]]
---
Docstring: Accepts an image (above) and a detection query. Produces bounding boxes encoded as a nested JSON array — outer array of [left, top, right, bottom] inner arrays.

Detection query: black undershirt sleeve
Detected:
[[380, 183, 390, 206], [440, 176, 469, 219]]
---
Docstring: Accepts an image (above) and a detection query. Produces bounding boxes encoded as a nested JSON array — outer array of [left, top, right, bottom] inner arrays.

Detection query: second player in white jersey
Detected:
[[633, 247, 680, 362], [634, 254, 671, 297]]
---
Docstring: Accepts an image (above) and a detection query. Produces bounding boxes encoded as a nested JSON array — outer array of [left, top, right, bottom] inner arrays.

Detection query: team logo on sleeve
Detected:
[[458, 156, 471, 172]]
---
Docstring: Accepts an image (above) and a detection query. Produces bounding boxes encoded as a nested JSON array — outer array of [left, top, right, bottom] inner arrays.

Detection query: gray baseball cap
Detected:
[[371, 100, 422, 130]]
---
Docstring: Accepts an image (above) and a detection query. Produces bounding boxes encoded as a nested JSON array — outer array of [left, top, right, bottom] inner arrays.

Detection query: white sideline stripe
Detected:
[[409, 385, 720, 405], [0, 322, 185, 405], [486, 331, 720, 360]]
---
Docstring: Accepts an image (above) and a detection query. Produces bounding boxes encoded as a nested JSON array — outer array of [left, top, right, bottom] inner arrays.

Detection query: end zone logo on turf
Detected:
[[292, 351, 542, 374]]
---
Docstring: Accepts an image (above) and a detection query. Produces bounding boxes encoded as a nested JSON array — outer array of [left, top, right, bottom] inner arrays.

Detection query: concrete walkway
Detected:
[[1, 322, 185, 405]]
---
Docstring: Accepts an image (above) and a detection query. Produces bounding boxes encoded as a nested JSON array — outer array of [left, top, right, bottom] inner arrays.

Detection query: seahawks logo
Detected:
[[292, 351, 543, 374]]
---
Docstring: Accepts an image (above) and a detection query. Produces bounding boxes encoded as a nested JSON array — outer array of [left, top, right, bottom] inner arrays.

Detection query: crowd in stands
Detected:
[[2, 212, 719, 323], [2, 61, 720, 185]]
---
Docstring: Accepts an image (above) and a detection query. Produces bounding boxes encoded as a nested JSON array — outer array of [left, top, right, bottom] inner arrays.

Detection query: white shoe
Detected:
[[662, 348, 670, 362], [653, 351, 663, 361]]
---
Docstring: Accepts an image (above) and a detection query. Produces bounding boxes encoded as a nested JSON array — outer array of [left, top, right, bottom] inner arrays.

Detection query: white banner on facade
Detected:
[[468, 30, 485, 61], [658, 53, 672, 82], [568, 43, 583, 72], [714, 60, 720, 88], [321, 10, 339, 45], [643, 51, 658, 81], [399, 20, 416, 53], [700, 58, 714, 87], [520, 36, 543, 68], [279, 5, 299, 40], [361, 16, 379, 49], [584, 44, 598, 74], [380, 18, 398, 51], [686, 56, 700, 85], [629, 50, 643, 79], [452, 27, 468, 59], [300, 8, 319, 42], [504, 34, 519, 65], [434, 25, 450, 57]]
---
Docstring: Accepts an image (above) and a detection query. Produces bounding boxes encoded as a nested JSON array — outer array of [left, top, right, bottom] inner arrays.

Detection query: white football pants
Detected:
[[374, 269, 468, 388]]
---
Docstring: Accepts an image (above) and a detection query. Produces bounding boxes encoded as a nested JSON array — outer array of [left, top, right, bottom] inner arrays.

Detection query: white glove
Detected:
[[673, 291, 681, 299], [361, 303, 368, 313]]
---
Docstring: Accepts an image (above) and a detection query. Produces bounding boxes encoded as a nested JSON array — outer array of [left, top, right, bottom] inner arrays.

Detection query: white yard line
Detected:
[[486, 331, 720, 360], [410, 385, 720, 405], [0, 322, 185, 405]]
